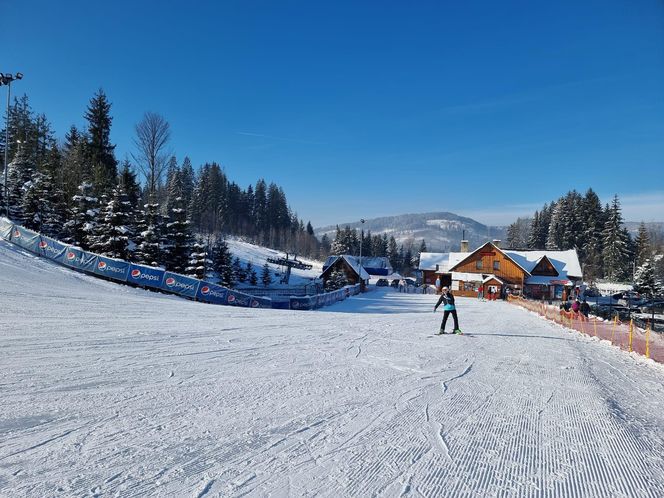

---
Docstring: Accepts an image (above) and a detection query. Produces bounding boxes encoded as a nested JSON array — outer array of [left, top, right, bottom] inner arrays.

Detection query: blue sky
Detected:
[[2, 0, 663, 227]]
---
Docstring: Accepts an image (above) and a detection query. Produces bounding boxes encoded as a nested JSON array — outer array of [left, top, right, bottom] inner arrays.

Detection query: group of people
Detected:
[[563, 297, 591, 317], [477, 284, 500, 301]]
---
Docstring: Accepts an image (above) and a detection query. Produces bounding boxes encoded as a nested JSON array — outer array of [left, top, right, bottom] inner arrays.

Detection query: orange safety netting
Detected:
[[507, 295, 664, 363]]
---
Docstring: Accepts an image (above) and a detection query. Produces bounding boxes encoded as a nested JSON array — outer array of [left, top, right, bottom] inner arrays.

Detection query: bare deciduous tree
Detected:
[[132, 112, 171, 197]]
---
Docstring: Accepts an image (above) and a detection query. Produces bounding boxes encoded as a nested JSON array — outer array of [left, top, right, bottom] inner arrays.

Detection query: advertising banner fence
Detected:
[[93, 255, 130, 282], [197, 282, 229, 304], [0, 218, 13, 240], [127, 264, 165, 289], [161, 272, 200, 298], [61, 246, 97, 272], [37, 235, 68, 261], [9, 225, 41, 252]]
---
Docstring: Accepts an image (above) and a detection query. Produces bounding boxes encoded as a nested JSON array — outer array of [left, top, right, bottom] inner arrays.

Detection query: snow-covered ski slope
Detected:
[[2, 240, 664, 497]]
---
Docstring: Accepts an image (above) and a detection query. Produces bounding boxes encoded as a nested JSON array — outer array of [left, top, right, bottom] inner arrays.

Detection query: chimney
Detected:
[[460, 240, 469, 253], [492, 239, 501, 249]]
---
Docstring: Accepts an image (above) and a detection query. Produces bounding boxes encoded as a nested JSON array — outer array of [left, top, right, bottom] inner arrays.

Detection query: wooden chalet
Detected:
[[319, 255, 370, 291], [418, 241, 582, 299]]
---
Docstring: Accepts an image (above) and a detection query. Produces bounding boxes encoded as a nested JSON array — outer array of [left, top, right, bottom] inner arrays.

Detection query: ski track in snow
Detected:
[[2, 240, 664, 497]]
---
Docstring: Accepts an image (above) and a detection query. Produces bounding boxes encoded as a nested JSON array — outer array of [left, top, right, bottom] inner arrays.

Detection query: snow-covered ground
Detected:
[[2, 239, 664, 497]]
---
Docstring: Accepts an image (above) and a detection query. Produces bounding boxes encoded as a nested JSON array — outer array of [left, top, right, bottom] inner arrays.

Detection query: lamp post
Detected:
[[1, 72, 23, 219], [358, 218, 365, 290]]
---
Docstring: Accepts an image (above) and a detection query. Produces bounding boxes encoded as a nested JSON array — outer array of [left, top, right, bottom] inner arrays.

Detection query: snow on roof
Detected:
[[483, 275, 504, 284], [323, 255, 371, 280], [505, 249, 582, 278], [419, 252, 467, 272]]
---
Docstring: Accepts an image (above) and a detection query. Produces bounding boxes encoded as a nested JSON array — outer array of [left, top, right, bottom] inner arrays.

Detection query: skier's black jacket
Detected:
[[434, 291, 455, 311]]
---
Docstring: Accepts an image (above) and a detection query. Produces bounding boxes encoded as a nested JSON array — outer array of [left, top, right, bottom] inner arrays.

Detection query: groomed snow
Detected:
[[2, 240, 664, 497]]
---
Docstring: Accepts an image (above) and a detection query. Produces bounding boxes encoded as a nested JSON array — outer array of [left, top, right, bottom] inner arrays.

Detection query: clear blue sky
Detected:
[[2, 0, 663, 227]]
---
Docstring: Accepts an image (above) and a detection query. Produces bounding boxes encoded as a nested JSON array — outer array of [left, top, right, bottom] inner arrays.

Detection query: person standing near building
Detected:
[[433, 287, 462, 335], [478, 284, 484, 300], [435, 276, 441, 293]]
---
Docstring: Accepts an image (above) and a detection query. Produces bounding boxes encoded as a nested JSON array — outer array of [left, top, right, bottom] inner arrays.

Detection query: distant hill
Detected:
[[315, 212, 506, 252], [623, 221, 664, 238]]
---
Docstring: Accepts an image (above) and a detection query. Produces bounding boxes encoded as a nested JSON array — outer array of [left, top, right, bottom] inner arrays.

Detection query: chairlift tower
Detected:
[[266, 252, 313, 284]]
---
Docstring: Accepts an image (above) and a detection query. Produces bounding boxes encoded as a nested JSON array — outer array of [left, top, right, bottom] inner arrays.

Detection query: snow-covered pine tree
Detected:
[[87, 186, 132, 259], [64, 182, 98, 249], [634, 259, 662, 299], [247, 262, 258, 285], [134, 199, 162, 266], [186, 241, 208, 279], [325, 268, 348, 292], [546, 200, 563, 250], [232, 256, 246, 284], [387, 236, 400, 270], [261, 262, 272, 287], [5, 144, 35, 221], [581, 189, 604, 281], [85, 89, 117, 195], [602, 195, 631, 281], [163, 171, 194, 273], [634, 222, 652, 267], [211, 237, 233, 287], [20, 171, 48, 231]]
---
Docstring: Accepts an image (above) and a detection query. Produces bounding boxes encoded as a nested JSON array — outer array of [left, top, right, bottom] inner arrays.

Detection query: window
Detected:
[[493, 260, 500, 271], [476, 260, 482, 270]]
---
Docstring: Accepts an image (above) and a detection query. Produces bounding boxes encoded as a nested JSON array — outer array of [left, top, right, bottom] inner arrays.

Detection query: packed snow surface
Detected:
[[2, 240, 664, 497]]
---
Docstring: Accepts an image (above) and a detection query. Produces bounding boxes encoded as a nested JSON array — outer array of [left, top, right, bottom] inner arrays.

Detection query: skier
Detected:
[[433, 286, 462, 334]]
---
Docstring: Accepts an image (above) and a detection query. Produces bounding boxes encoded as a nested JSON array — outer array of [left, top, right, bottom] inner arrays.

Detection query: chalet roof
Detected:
[[449, 242, 531, 276], [505, 249, 582, 278], [451, 272, 484, 282], [321, 255, 370, 280], [324, 255, 391, 270], [483, 275, 504, 284], [419, 252, 466, 272]]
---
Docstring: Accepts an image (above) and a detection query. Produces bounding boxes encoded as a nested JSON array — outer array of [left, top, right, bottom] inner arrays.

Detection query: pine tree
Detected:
[[85, 89, 117, 195], [64, 182, 98, 249], [5, 145, 35, 221], [634, 259, 662, 298], [581, 189, 604, 281], [261, 262, 272, 287], [546, 200, 563, 250], [602, 195, 630, 281], [325, 268, 348, 292], [247, 262, 258, 285], [387, 236, 400, 270], [163, 171, 194, 273], [88, 186, 132, 259], [186, 241, 208, 279], [20, 171, 49, 231], [232, 256, 246, 284], [134, 199, 162, 266], [634, 222, 652, 267], [212, 237, 234, 287]]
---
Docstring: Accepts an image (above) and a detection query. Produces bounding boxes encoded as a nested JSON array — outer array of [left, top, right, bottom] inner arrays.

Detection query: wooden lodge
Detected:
[[418, 240, 582, 299], [319, 255, 370, 291]]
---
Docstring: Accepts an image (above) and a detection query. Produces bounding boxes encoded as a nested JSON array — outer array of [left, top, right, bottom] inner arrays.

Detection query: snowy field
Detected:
[[2, 240, 664, 497]]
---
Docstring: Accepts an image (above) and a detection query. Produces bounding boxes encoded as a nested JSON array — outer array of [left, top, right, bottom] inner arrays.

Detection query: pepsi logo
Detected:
[[251, 300, 259, 308], [38, 240, 48, 249], [13, 229, 20, 238], [98, 261, 107, 270], [165, 277, 176, 287], [131, 269, 141, 278], [227, 294, 236, 303], [201, 286, 210, 295], [66, 252, 76, 260]]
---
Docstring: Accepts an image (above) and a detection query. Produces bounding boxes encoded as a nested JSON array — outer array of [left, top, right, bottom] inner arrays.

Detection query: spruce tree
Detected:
[[163, 171, 193, 273], [232, 256, 246, 283], [5, 145, 35, 221], [88, 186, 132, 259], [602, 195, 630, 281], [134, 199, 162, 266], [85, 89, 117, 195], [325, 268, 348, 292], [634, 259, 662, 299], [261, 262, 272, 287], [186, 241, 208, 279], [634, 222, 652, 267], [247, 262, 258, 285], [64, 182, 98, 249], [212, 237, 234, 287]]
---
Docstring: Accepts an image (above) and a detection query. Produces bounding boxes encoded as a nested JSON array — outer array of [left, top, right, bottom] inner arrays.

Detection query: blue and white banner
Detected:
[[290, 296, 314, 310], [161, 272, 200, 298], [127, 263, 165, 289], [197, 281, 229, 304], [252, 296, 272, 309], [37, 235, 68, 261], [61, 246, 97, 272], [0, 217, 13, 240], [93, 255, 130, 282], [226, 289, 262, 308], [9, 225, 41, 252]]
